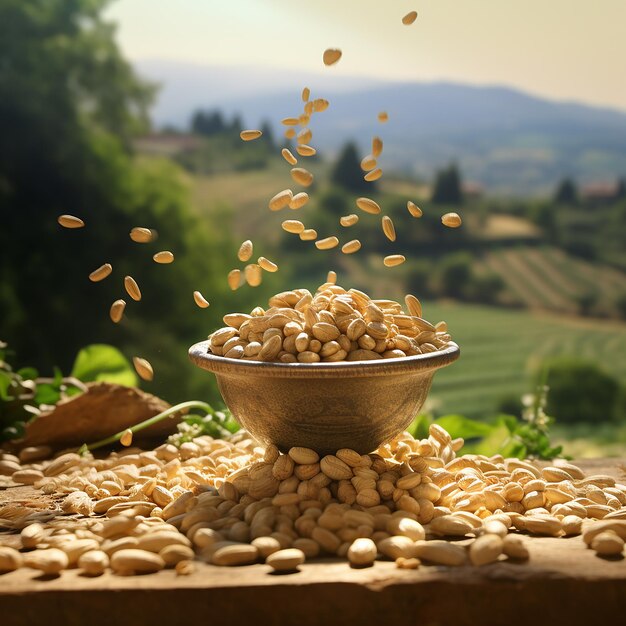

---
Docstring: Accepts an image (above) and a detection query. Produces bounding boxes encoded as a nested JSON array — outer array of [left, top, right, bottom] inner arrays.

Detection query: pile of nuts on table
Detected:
[[1, 425, 625, 576]]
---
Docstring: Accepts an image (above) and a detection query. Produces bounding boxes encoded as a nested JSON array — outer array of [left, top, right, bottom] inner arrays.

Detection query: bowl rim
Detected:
[[189, 340, 460, 379]]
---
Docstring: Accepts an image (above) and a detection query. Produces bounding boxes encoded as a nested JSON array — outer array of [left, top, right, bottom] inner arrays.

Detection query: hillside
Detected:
[[130, 151, 626, 418], [424, 301, 626, 417], [174, 156, 626, 319], [483, 246, 626, 318], [139, 60, 626, 195]]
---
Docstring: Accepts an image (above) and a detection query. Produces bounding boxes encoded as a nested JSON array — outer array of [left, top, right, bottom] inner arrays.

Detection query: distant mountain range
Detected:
[[137, 60, 626, 195]]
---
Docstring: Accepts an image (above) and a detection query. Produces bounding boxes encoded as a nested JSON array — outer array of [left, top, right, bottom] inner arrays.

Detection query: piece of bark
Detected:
[[8, 382, 178, 451]]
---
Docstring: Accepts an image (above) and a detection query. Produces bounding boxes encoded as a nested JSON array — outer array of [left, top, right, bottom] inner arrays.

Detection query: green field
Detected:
[[485, 247, 626, 317], [550, 422, 626, 458], [422, 301, 626, 417]]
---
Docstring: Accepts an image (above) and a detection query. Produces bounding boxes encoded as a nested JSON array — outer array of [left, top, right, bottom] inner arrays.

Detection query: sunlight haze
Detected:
[[107, 0, 626, 111]]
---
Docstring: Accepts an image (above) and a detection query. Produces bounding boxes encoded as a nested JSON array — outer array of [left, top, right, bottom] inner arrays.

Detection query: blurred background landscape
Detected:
[[1, 0, 625, 456]]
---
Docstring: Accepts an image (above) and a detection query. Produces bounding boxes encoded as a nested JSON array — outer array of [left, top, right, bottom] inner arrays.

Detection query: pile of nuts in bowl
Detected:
[[207, 281, 452, 363]]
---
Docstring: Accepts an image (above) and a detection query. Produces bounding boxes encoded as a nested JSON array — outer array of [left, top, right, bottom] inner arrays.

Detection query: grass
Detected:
[[188, 160, 292, 243], [422, 300, 626, 417], [478, 214, 542, 240]]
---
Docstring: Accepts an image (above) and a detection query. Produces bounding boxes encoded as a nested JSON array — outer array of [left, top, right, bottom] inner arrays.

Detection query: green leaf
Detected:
[[221, 410, 240, 433], [71, 344, 138, 387], [472, 418, 524, 458], [499, 438, 527, 459], [34, 382, 62, 406], [0, 371, 13, 400], [53, 366, 63, 386], [184, 415, 205, 426], [542, 445, 563, 460], [435, 414, 493, 440], [408, 414, 431, 439], [65, 385, 83, 398], [501, 414, 519, 434], [17, 367, 38, 380]]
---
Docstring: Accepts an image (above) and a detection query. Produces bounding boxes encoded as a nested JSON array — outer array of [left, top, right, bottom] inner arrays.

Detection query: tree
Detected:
[[431, 164, 463, 204], [575, 291, 598, 317], [465, 273, 504, 304], [318, 188, 349, 217], [0, 0, 154, 150], [190, 109, 225, 136], [529, 202, 558, 241], [331, 142, 372, 193], [406, 260, 434, 299], [433, 252, 472, 298], [259, 120, 275, 151], [0, 0, 234, 403], [553, 178, 578, 204]]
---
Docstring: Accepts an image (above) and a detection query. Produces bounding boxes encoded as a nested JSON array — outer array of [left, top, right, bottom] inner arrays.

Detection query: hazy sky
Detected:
[[107, 0, 626, 111]]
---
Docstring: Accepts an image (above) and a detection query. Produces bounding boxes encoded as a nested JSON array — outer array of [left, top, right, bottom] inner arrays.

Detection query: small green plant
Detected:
[[78, 401, 240, 454], [1, 341, 84, 441], [410, 381, 563, 460], [167, 407, 240, 446], [513, 383, 563, 459], [2, 339, 239, 451], [0, 342, 136, 442]]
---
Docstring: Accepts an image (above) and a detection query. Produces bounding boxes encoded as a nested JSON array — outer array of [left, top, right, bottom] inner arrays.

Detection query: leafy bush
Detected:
[[431, 252, 473, 299], [540, 358, 621, 423], [464, 272, 504, 304], [615, 292, 626, 320], [428, 252, 503, 304], [406, 259, 435, 299], [318, 187, 350, 217], [574, 291, 599, 317]]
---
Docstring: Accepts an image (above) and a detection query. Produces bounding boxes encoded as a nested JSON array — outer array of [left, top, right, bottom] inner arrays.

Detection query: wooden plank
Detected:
[[1, 459, 625, 626]]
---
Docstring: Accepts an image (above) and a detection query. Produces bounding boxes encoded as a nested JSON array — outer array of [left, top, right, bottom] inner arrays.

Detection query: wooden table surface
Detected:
[[1, 459, 625, 626]]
